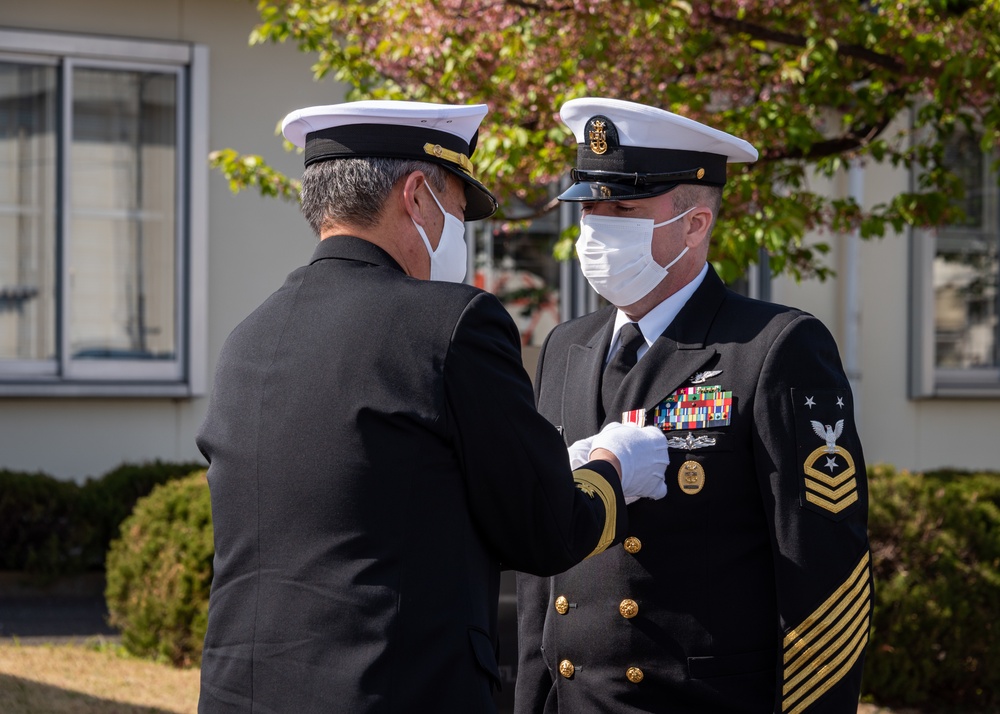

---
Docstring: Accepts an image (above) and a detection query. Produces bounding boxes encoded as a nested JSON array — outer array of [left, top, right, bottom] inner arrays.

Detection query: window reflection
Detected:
[[69, 67, 177, 361], [934, 131, 999, 370], [0, 61, 57, 363]]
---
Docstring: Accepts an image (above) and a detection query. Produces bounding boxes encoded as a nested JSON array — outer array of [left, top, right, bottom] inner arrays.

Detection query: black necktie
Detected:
[[601, 322, 644, 420]]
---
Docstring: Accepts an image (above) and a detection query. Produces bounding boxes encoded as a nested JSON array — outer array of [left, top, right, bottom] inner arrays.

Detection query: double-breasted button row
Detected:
[[558, 660, 643, 684], [553, 596, 638, 618]]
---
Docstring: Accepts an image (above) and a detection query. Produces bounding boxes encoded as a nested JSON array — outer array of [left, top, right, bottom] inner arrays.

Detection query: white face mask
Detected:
[[576, 206, 695, 306], [411, 183, 468, 283]]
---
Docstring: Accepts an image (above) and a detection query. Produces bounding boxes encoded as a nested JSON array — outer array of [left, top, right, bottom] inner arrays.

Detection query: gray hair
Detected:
[[670, 184, 723, 235], [299, 157, 449, 236]]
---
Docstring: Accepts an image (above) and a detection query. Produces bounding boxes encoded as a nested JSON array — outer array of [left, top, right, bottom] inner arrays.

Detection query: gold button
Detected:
[[554, 595, 569, 615], [559, 659, 575, 679], [623, 536, 642, 554], [619, 598, 639, 619], [626, 666, 644, 683]]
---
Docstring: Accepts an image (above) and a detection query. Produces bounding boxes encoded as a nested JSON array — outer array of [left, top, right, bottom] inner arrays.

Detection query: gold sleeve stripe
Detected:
[[784, 613, 869, 714], [783, 551, 870, 648], [572, 468, 618, 559], [781, 551, 873, 713], [784, 580, 869, 679]]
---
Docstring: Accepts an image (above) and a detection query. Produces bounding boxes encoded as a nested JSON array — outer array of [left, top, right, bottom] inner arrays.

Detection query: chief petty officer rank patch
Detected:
[[792, 388, 861, 521]]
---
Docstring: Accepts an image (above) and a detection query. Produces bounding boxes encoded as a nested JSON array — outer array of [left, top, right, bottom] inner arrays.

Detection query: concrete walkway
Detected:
[[0, 572, 119, 645]]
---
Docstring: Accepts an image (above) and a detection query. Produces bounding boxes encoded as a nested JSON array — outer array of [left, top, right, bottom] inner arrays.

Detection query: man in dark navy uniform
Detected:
[[515, 98, 872, 714], [196, 100, 672, 714]]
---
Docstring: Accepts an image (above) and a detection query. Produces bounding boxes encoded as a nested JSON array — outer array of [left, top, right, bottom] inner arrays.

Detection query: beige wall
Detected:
[[0, 0, 340, 480]]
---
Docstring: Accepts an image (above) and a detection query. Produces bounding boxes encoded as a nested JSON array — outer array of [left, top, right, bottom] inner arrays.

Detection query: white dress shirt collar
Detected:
[[608, 262, 709, 362]]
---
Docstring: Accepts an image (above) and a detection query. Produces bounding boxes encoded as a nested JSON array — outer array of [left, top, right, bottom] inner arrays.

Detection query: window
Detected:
[[910, 129, 1000, 397], [0, 28, 207, 396]]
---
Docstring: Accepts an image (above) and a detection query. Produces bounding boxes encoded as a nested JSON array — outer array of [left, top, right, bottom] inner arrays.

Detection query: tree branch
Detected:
[[706, 12, 908, 74]]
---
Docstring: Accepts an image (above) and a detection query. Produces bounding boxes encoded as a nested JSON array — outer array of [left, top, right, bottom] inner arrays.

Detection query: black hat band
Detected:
[[576, 144, 728, 186], [305, 124, 477, 177]]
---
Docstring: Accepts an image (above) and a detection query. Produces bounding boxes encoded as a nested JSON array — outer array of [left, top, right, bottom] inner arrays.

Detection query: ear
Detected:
[[684, 206, 714, 249], [401, 171, 430, 226]]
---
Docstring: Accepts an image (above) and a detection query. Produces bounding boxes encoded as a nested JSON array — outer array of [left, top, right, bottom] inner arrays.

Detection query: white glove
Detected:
[[567, 435, 594, 470], [589, 422, 669, 502]]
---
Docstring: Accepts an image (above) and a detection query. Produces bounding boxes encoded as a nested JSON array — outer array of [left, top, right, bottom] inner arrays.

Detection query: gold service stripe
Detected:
[[784, 597, 870, 691], [783, 551, 871, 648], [784, 576, 870, 678], [784, 610, 870, 714]]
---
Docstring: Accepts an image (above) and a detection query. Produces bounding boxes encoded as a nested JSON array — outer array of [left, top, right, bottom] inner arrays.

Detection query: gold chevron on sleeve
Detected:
[[802, 445, 858, 514], [781, 551, 872, 714], [572, 468, 618, 559]]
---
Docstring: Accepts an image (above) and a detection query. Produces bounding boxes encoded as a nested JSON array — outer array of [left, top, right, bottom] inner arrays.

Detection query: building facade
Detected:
[[1, 0, 997, 481]]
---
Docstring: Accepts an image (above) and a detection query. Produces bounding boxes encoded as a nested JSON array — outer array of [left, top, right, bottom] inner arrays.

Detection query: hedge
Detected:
[[8, 462, 999, 707], [0, 460, 204, 577], [865, 465, 1000, 710]]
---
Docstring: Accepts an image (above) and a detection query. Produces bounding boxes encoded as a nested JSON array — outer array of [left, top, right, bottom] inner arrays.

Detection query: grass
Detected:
[[0, 639, 199, 714], [0, 639, 920, 714]]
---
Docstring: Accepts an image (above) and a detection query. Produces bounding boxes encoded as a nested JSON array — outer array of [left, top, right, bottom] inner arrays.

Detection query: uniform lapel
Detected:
[[610, 267, 729, 423], [562, 314, 615, 440]]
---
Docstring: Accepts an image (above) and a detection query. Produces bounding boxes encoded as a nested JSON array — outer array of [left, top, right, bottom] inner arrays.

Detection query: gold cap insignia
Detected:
[[422, 143, 475, 176], [589, 119, 608, 155], [696, 168, 706, 179], [600, 185, 611, 198]]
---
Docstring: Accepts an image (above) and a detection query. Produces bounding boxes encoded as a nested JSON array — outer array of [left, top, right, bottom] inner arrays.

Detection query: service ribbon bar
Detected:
[[651, 385, 733, 432]]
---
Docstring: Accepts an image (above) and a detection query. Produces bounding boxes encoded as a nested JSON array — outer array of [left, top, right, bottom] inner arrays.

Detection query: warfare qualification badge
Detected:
[[678, 460, 706, 495], [589, 120, 608, 155]]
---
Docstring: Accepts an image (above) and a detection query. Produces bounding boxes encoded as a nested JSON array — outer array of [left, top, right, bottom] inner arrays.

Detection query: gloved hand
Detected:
[[589, 422, 669, 502], [566, 435, 594, 469]]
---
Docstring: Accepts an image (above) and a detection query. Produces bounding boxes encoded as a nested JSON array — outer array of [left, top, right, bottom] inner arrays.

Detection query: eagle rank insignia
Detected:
[[792, 388, 861, 521]]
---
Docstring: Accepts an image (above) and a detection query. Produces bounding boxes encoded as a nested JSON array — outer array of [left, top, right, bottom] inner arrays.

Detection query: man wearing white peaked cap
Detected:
[[197, 99, 670, 713], [516, 97, 872, 714]]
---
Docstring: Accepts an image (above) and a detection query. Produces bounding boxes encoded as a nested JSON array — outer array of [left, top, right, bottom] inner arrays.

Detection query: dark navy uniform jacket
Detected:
[[197, 235, 627, 714], [516, 265, 872, 714]]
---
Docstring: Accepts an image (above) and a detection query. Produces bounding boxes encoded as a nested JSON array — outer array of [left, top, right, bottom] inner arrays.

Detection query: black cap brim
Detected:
[[557, 180, 679, 203], [441, 164, 498, 221]]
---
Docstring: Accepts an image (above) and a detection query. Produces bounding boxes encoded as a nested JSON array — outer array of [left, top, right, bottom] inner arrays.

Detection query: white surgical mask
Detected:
[[411, 183, 468, 283], [576, 207, 695, 306]]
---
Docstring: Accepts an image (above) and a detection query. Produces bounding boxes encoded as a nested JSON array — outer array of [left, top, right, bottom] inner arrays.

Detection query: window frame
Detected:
[[909, 132, 1000, 399], [0, 27, 208, 397]]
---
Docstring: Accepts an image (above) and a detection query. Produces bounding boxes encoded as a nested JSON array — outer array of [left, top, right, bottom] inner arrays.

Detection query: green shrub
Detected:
[[865, 465, 1000, 711], [78, 459, 205, 569], [0, 460, 203, 577], [105, 471, 214, 667], [0, 469, 81, 576]]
